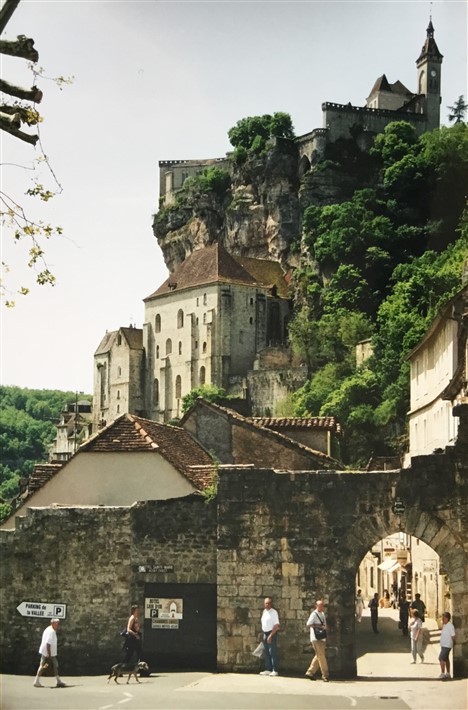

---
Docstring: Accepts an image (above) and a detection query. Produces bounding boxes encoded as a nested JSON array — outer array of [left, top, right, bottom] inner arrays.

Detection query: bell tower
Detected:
[[416, 19, 443, 131]]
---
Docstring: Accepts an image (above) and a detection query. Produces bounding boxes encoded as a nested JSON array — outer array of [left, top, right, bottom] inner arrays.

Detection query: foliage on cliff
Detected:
[[0, 386, 90, 518], [292, 121, 468, 465], [228, 112, 295, 162]]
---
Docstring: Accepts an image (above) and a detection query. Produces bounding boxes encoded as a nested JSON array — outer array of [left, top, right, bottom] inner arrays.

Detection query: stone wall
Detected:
[[0, 495, 216, 675], [247, 367, 308, 417]]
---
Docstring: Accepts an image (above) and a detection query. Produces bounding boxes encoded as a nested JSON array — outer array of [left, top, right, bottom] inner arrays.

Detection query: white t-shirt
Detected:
[[440, 622, 456, 648], [261, 607, 279, 632], [39, 625, 58, 656], [410, 617, 422, 640], [307, 610, 326, 642]]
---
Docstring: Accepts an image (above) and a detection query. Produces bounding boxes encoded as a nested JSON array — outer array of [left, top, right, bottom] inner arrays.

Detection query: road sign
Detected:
[[16, 602, 67, 619], [393, 500, 405, 515]]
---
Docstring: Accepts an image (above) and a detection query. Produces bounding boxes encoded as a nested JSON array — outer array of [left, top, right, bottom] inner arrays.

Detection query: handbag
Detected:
[[314, 611, 327, 640], [252, 641, 264, 658]]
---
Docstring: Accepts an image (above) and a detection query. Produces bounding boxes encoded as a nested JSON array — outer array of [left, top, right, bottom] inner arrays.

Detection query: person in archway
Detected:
[[410, 593, 426, 623], [355, 589, 364, 623], [369, 593, 379, 633], [399, 592, 410, 636], [438, 612, 456, 680], [409, 609, 424, 663]]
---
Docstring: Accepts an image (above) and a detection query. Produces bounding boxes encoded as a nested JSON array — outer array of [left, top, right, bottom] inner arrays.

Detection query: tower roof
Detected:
[[416, 19, 443, 64]]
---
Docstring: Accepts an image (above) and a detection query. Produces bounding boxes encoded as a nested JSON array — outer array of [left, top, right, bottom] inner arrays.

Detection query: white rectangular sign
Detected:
[[16, 601, 67, 619]]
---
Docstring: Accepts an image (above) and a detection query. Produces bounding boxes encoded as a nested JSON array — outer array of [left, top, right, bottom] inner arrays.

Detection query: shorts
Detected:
[[438, 647, 451, 662]]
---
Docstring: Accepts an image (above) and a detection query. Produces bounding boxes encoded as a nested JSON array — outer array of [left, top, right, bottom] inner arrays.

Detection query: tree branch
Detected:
[[0, 35, 39, 63], [0, 0, 21, 35], [0, 110, 21, 129], [0, 121, 38, 145], [0, 78, 42, 103]]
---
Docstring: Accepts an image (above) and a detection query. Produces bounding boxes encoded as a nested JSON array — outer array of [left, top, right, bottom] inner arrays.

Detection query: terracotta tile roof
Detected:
[[94, 327, 143, 355], [144, 244, 290, 301], [28, 464, 63, 494], [249, 417, 342, 435], [80, 414, 214, 489]]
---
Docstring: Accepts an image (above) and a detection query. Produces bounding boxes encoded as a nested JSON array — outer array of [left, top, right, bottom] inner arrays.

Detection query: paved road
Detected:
[[2, 609, 466, 710]]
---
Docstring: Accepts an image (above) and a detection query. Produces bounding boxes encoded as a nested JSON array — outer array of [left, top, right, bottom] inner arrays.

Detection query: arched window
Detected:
[[154, 378, 159, 405], [202, 342, 207, 353], [199, 366, 206, 385], [117, 366, 122, 377], [117, 390, 120, 400], [175, 375, 182, 399], [117, 334, 122, 346], [203, 293, 207, 305], [178, 341, 182, 355], [117, 404, 120, 413], [177, 309, 184, 329], [156, 345, 160, 358], [155, 314, 161, 333], [165, 338, 172, 355]]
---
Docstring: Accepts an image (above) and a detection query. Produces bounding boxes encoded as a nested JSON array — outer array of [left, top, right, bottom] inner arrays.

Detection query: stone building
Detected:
[[48, 399, 93, 462], [405, 284, 468, 463], [94, 243, 291, 424], [160, 21, 443, 205]]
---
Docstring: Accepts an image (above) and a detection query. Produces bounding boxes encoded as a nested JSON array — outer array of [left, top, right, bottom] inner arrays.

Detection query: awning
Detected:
[[378, 557, 397, 571]]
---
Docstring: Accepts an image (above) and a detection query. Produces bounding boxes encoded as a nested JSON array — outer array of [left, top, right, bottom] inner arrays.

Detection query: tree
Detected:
[[181, 384, 228, 414], [1, 0, 72, 306], [228, 112, 295, 156], [447, 95, 467, 124]]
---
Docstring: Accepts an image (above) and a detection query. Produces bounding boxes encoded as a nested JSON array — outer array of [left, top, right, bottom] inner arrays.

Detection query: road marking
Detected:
[[343, 697, 357, 707], [117, 692, 134, 705]]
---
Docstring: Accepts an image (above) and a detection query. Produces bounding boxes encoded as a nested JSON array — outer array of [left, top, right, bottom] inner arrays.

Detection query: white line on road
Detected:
[[117, 691, 134, 704], [343, 697, 357, 707]]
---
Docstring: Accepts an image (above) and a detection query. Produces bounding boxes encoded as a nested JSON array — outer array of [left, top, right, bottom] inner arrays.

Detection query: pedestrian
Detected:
[[305, 599, 329, 682], [409, 609, 424, 663], [399, 592, 410, 636], [33, 618, 67, 688], [369, 593, 379, 633], [123, 604, 142, 664], [259, 597, 280, 676], [355, 589, 364, 623], [410, 593, 426, 622], [438, 612, 456, 680]]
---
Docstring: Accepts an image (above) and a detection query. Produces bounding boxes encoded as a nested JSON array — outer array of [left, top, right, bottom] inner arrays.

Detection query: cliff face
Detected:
[[152, 137, 372, 274]]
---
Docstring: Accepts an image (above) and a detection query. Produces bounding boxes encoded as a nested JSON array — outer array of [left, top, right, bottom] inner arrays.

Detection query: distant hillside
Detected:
[[0, 386, 91, 519]]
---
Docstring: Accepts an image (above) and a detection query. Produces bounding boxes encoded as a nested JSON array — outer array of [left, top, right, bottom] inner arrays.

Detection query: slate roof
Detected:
[[94, 327, 143, 356], [144, 243, 290, 301], [368, 74, 413, 99], [416, 20, 443, 62], [79, 414, 214, 490], [249, 417, 342, 435]]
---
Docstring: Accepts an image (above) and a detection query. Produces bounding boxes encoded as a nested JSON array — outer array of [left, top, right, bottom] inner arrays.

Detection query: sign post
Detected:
[[16, 602, 67, 619]]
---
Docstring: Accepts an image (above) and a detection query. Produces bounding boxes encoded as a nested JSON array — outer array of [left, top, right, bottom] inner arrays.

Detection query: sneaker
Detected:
[[56, 681, 67, 688], [269, 671, 279, 676], [305, 671, 314, 678], [411, 661, 416, 664], [444, 673, 451, 680], [322, 677, 329, 682], [259, 670, 271, 675], [33, 681, 43, 688], [438, 673, 446, 679]]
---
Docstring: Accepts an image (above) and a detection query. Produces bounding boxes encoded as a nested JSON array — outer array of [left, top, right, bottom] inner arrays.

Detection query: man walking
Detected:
[[305, 599, 329, 682], [259, 597, 280, 676], [369, 593, 379, 633], [33, 618, 66, 688], [438, 612, 456, 680]]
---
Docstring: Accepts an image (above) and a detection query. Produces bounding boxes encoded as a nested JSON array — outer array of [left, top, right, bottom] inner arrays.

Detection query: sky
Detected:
[[1, 0, 467, 394]]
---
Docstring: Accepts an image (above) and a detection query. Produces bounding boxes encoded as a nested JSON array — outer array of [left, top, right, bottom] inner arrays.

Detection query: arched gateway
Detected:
[[1, 418, 467, 678]]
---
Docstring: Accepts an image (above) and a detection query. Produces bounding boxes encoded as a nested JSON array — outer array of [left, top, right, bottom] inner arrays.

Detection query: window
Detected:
[[178, 341, 182, 355], [203, 293, 207, 305], [166, 338, 172, 355], [199, 366, 206, 385], [249, 317, 253, 324], [117, 366, 122, 377], [117, 334, 122, 346], [177, 309, 184, 329], [196, 297, 199, 306], [202, 342, 207, 353], [250, 297, 254, 305], [156, 345, 160, 358], [194, 341, 198, 349], [175, 375, 182, 399], [154, 378, 159, 405], [203, 313, 206, 324], [117, 404, 120, 413], [155, 314, 161, 333], [117, 390, 120, 400]]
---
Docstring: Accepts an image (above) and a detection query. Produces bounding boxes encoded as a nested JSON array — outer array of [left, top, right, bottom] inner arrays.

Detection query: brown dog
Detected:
[[107, 660, 149, 684]]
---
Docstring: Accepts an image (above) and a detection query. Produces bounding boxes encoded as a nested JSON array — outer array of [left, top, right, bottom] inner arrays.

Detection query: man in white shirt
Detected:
[[305, 599, 329, 682], [259, 597, 280, 676], [33, 618, 67, 688], [438, 612, 456, 680]]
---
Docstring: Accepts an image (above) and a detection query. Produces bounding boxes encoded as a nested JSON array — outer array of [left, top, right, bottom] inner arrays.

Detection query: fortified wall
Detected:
[[1, 417, 467, 678]]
